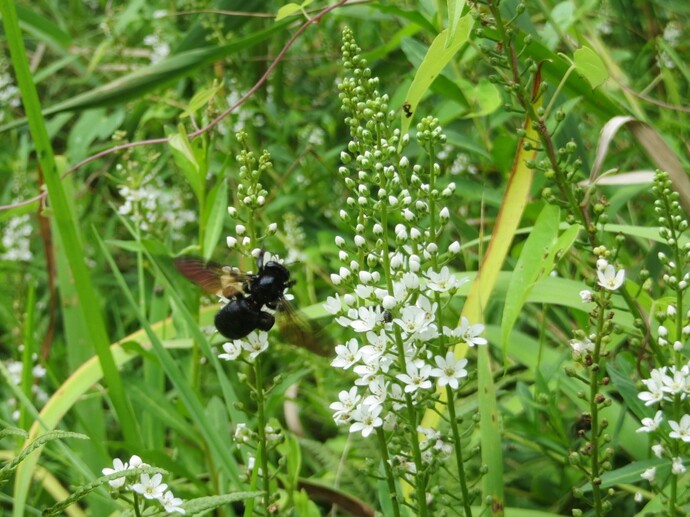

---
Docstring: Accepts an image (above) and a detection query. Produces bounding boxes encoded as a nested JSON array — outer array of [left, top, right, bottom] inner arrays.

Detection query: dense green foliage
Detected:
[[1, 1, 690, 516]]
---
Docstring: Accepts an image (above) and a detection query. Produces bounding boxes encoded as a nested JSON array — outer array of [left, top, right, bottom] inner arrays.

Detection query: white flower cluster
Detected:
[[326, 259, 485, 437], [102, 455, 184, 514], [117, 171, 196, 241], [636, 360, 690, 481], [1, 214, 33, 262]]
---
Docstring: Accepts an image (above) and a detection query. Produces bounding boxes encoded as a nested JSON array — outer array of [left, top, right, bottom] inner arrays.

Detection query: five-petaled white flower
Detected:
[[131, 473, 168, 500], [349, 404, 383, 437], [102, 457, 129, 489], [219, 341, 242, 361], [160, 490, 186, 514], [430, 352, 468, 390], [241, 332, 269, 361], [452, 317, 487, 347], [597, 264, 625, 291], [424, 266, 467, 293], [330, 387, 361, 424], [331, 338, 361, 369], [636, 410, 663, 433], [396, 361, 433, 393], [669, 414, 690, 442]]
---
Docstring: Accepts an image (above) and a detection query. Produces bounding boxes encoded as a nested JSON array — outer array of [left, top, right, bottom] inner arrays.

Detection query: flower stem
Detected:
[[446, 386, 472, 517], [254, 356, 272, 510], [376, 427, 402, 517]]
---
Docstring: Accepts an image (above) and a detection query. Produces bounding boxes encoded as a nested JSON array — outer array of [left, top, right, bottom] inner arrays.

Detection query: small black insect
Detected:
[[175, 254, 328, 355], [402, 101, 413, 118]]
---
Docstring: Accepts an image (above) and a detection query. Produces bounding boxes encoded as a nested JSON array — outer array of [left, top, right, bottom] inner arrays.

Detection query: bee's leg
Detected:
[[256, 311, 276, 331]]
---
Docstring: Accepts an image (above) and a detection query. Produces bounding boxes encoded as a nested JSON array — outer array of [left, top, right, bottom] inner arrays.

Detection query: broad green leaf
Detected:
[[401, 13, 474, 134], [457, 77, 501, 117], [573, 46, 609, 89], [500, 204, 563, 355]]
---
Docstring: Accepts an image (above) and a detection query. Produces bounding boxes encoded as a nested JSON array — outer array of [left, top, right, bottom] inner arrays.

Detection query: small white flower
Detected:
[[638, 371, 666, 406], [350, 306, 383, 333], [651, 443, 665, 458], [324, 294, 347, 315], [160, 490, 186, 514], [102, 457, 129, 489], [454, 317, 487, 347], [640, 467, 656, 482], [579, 290, 593, 303], [569, 336, 595, 357], [331, 338, 361, 369], [396, 361, 433, 393], [219, 341, 243, 361], [672, 457, 686, 475], [131, 473, 167, 500], [330, 387, 361, 424], [669, 414, 690, 442], [241, 332, 269, 360], [448, 241, 461, 254], [234, 423, 252, 443], [430, 351, 468, 390], [349, 404, 383, 437], [597, 264, 625, 291], [424, 266, 467, 293], [637, 411, 663, 433]]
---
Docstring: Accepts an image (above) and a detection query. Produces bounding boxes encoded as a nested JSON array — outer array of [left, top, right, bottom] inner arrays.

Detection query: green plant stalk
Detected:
[[666, 192, 684, 513], [589, 299, 607, 515], [376, 427, 401, 517], [446, 387, 473, 516], [254, 356, 272, 511], [379, 198, 429, 516], [0, 0, 140, 468], [485, 1, 591, 245]]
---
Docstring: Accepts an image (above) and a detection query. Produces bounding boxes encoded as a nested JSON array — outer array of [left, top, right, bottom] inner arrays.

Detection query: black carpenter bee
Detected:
[[175, 254, 328, 354]]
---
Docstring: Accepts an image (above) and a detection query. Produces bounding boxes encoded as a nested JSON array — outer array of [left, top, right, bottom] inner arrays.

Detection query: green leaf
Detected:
[[16, 4, 71, 50], [168, 128, 203, 201], [573, 46, 609, 89], [276, 3, 302, 20], [501, 204, 564, 354], [457, 77, 501, 117], [201, 176, 229, 260], [446, 0, 467, 47], [401, 13, 474, 134], [182, 82, 224, 119]]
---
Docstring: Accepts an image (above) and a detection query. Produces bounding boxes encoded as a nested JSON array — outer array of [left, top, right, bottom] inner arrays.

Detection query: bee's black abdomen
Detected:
[[215, 297, 275, 339]]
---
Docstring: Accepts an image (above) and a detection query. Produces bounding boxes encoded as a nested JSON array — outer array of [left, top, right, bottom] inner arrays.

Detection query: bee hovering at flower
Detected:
[[175, 253, 328, 355]]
